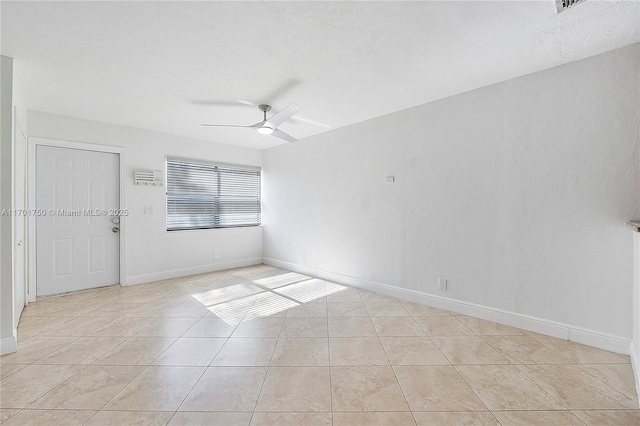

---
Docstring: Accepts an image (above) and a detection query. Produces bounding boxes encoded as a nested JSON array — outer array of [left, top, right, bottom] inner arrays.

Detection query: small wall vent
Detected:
[[134, 170, 164, 186], [556, 0, 586, 13]]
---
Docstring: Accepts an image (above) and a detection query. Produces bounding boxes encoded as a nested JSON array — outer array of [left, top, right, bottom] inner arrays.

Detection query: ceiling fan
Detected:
[[201, 103, 301, 142]]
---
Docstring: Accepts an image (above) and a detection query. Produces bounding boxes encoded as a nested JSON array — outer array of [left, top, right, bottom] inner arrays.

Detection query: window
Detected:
[[166, 158, 261, 231]]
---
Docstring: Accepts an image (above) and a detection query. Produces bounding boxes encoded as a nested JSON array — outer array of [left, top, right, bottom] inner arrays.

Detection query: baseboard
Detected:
[[0, 334, 17, 355], [264, 257, 631, 355], [125, 257, 263, 286], [566, 326, 633, 356], [631, 341, 640, 407]]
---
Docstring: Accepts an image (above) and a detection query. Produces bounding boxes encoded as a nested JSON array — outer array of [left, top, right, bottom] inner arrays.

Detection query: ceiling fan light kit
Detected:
[[201, 103, 301, 143], [256, 126, 274, 135]]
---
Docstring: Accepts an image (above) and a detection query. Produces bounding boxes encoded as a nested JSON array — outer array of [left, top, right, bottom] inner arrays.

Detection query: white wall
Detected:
[[263, 44, 640, 344], [28, 111, 263, 285], [0, 56, 16, 354]]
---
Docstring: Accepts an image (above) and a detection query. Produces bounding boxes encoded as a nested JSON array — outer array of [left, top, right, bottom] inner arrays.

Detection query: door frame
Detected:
[[27, 137, 126, 302], [12, 110, 27, 325]]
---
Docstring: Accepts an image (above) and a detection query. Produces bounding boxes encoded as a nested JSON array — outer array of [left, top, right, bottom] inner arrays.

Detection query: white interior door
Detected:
[[13, 123, 26, 325], [36, 146, 120, 296]]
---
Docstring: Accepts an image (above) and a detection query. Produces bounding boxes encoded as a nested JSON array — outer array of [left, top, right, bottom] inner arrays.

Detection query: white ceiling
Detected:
[[1, 1, 638, 150]]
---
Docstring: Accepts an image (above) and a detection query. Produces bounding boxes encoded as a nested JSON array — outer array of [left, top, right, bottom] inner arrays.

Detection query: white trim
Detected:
[[9, 105, 16, 329], [631, 341, 640, 408], [566, 325, 633, 355], [12, 112, 27, 327], [263, 257, 631, 355], [27, 137, 126, 301], [0, 335, 17, 355], [125, 257, 263, 286], [166, 155, 262, 171], [27, 137, 36, 302]]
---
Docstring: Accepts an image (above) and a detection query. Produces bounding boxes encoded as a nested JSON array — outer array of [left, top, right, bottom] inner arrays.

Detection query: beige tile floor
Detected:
[[1, 264, 639, 425]]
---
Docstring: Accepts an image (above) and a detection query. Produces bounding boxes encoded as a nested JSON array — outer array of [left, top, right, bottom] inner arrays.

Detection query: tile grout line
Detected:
[[169, 280, 251, 421], [504, 363, 577, 413], [405, 305, 498, 420], [15, 361, 93, 413], [572, 363, 639, 404], [462, 330, 572, 416], [237, 282, 280, 425], [76, 363, 150, 425], [365, 294, 417, 423]]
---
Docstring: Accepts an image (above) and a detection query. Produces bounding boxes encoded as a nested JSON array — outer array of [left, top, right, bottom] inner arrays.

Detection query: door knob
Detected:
[[111, 227, 120, 233]]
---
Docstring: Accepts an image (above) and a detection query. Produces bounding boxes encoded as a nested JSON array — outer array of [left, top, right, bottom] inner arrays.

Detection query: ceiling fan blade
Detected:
[[271, 128, 297, 143], [236, 100, 260, 108], [262, 79, 300, 103], [191, 100, 239, 106], [290, 115, 330, 128], [200, 124, 255, 128], [190, 99, 259, 108], [264, 103, 301, 128]]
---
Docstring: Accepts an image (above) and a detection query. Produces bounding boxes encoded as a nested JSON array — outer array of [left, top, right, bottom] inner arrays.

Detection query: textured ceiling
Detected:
[[1, 1, 638, 149]]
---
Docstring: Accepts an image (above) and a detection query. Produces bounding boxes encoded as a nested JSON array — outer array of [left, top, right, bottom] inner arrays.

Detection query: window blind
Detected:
[[166, 158, 261, 231]]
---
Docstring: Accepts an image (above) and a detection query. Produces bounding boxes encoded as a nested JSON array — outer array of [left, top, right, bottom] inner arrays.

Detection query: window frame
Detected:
[[165, 156, 262, 231]]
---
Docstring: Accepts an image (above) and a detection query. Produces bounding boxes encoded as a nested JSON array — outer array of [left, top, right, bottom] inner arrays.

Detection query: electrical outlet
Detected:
[[213, 252, 219, 260], [438, 278, 447, 291], [144, 206, 153, 215], [301, 252, 306, 262]]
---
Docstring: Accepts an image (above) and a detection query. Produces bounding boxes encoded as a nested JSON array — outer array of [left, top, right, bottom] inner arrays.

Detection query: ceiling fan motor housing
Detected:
[[259, 104, 272, 121]]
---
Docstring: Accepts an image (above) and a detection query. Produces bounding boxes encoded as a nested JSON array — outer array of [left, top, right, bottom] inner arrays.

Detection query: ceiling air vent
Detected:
[[556, 0, 586, 13]]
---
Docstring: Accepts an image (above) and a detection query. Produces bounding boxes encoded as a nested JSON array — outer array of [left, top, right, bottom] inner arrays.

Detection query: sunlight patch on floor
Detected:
[[204, 292, 262, 325], [191, 273, 348, 325], [244, 293, 300, 320], [252, 272, 311, 289], [273, 279, 347, 303], [191, 283, 263, 306]]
